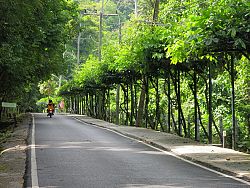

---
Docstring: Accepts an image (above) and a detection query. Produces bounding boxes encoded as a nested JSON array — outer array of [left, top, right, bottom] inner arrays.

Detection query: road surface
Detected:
[[24, 114, 250, 188]]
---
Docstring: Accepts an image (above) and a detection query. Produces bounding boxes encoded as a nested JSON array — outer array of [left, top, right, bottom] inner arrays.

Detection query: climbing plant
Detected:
[[58, 0, 249, 152]]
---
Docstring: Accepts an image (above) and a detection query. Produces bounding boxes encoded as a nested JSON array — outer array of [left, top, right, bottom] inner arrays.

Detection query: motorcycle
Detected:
[[47, 108, 54, 118]]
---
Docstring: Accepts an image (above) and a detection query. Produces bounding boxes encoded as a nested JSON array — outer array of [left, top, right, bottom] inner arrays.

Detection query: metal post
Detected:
[[77, 11, 84, 65], [118, 16, 122, 44], [167, 68, 171, 133], [188, 115, 191, 138], [98, 0, 104, 62], [197, 118, 200, 141], [223, 131, 226, 148], [208, 61, 213, 144], [59, 75, 62, 88], [116, 85, 120, 125], [219, 116, 223, 145], [77, 33, 81, 65], [231, 55, 236, 149], [98, 0, 119, 62], [177, 68, 182, 136], [194, 67, 198, 141]]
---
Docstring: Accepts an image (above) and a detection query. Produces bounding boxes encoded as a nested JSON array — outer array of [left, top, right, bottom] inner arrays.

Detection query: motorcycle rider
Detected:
[[47, 99, 55, 116]]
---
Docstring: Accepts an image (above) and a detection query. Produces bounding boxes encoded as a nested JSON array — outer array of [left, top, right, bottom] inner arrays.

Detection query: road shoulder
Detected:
[[0, 114, 30, 188]]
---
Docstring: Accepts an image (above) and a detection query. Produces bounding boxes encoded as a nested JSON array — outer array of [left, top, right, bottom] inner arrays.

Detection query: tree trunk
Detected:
[[172, 68, 187, 136], [121, 84, 129, 126], [200, 72, 213, 142], [153, 0, 160, 22], [83, 95, 86, 114], [177, 69, 182, 136], [126, 84, 129, 126], [130, 80, 134, 126], [86, 94, 89, 115], [120, 84, 126, 125], [189, 70, 209, 140], [167, 74, 171, 133], [248, 79, 250, 136], [151, 76, 162, 131], [134, 83, 138, 122], [197, 99, 209, 139], [163, 74, 173, 133], [79, 96, 82, 115], [136, 77, 146, 127], [116, 84, 120, 125], [106, 89, 112, 122], [90, 94, 94, 117], [194, 67, 198, 141], [208, 61, 213, 144], [145, 77, 149, 128]]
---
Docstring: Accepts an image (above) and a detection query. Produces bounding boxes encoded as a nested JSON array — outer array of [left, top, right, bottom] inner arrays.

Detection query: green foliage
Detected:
[[0, 0, 78, 112], [162, 0, 250, 63]]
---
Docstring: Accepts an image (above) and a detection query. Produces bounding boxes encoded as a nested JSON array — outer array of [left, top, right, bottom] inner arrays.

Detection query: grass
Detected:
[[0, 130, 12, 153], [0, 164, 8, 172]]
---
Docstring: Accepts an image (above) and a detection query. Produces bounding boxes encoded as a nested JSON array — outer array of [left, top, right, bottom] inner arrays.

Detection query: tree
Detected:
[[0, 0, 78, 115]]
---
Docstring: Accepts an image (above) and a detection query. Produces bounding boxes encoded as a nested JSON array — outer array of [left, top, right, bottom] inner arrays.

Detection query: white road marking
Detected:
[[31, 114, 39, 188], [74, 117, 250, 186]]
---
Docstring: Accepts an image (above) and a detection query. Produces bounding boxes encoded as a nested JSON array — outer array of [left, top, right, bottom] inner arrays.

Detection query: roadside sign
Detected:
[[2, 102, 17, 108]]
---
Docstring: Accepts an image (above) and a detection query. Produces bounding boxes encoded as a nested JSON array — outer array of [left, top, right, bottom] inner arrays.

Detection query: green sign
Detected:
[[2, 102, 17, 108]]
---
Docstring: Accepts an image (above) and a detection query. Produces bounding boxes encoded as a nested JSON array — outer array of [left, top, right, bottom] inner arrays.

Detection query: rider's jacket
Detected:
[[47, 103, 55, 110]]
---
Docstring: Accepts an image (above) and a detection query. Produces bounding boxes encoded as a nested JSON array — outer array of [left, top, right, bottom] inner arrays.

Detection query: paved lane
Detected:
[[25, 114, 249, 188]]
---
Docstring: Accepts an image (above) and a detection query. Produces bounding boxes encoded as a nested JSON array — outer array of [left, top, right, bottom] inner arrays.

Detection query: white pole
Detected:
[[77, 33, 81, 65], [99, 0, 104, 62], [77, 12, 83, 65], [134, 0, 138, 17]]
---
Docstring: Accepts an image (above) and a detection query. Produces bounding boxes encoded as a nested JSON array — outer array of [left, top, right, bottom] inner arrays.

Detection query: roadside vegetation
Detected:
[[59, 0, 250, 152]]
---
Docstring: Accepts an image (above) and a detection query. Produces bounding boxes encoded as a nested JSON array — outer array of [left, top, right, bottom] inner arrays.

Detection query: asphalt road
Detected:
[[25, 114, 250, 188]]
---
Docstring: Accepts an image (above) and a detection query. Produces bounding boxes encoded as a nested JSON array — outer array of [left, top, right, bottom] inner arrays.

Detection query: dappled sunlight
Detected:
[[120, 183, 193, 188], [170, 145, 250, 180], [137, 150, 166, 155], [0, 145, 27, 155], [237, 171, 250, 177], [27, 142, 168, 156], [67, 114, 86, 117], [29, 141, 91, 149], [211, 158, 250, 163], [171, 145, 243, 155], [172, 145, 250, 164], [88, 146, 134, 152], [32, 144, 50, 149], [28, 142, 135, 151]]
